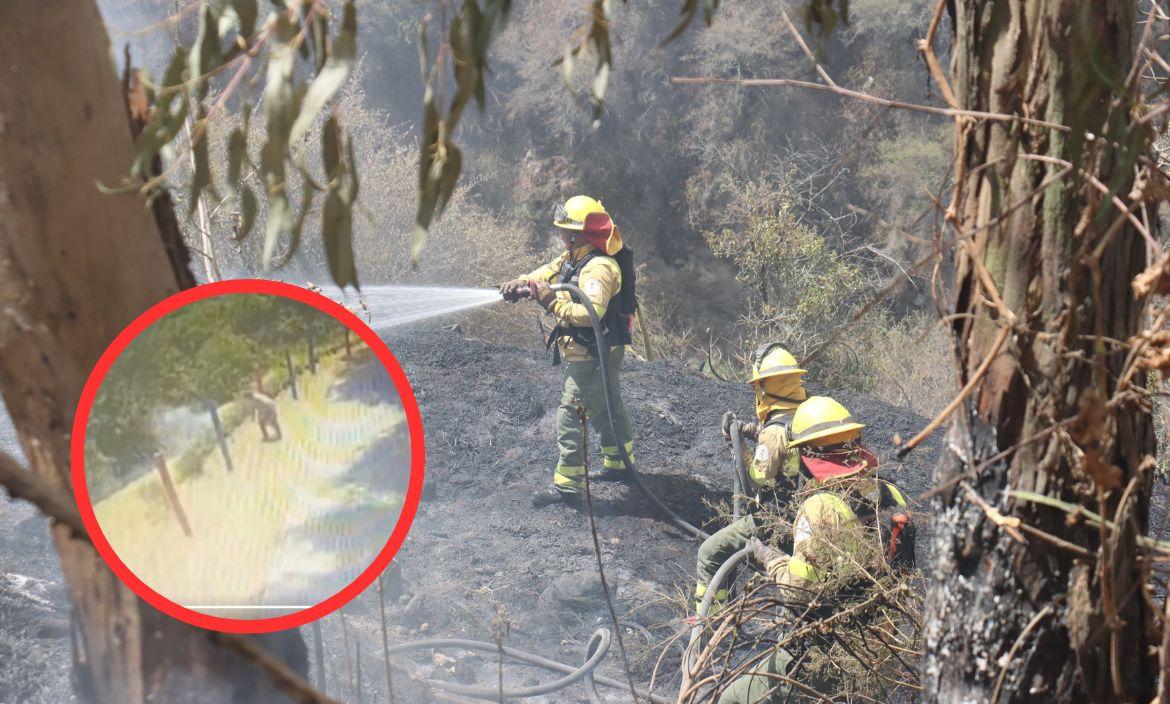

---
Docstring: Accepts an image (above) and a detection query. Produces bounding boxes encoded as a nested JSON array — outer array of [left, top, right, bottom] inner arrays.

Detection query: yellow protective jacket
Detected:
[[740, 413, 801, 494], [519, 244, 622, 362], [763, 476, 908, 599]]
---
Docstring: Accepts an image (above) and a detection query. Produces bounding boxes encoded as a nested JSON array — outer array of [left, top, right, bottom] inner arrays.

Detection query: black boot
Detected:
[[531, 485, 580, 508]]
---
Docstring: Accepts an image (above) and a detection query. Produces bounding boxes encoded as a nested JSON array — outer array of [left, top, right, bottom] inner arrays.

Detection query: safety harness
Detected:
[[544, 248, 635, 365]]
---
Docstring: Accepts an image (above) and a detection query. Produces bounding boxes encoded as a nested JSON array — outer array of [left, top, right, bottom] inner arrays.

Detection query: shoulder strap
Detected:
[[762, 414, 792, 433], [559, 250, 603, 283]]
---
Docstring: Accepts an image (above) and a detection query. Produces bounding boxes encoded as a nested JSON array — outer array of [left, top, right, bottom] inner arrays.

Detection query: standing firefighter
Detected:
[[499, 195, 637, 506], [695, 343, 807, 612], [717, 396, 914, 704], [242, 388, 283, 442]]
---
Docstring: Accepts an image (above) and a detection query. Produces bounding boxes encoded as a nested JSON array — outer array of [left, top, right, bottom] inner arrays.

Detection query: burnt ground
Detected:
[[309, 327, 943, 703], [0, 324, 942, 703]]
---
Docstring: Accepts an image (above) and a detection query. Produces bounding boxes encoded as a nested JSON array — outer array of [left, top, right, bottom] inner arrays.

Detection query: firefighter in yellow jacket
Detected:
[[694, 343, 808, 612], [499, 195, 636, 506], [717, 396, 913, 704]]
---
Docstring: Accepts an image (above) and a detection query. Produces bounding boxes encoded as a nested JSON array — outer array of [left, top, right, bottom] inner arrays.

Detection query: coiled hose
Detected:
[[382, 628, 671, 703], [549, 282, 708, 540]]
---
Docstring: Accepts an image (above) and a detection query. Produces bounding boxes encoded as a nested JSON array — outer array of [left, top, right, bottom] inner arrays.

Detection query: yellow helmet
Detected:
[[748, 342, 807, 383], [789, 396, 865, 447], [553, 195, 606, 231]]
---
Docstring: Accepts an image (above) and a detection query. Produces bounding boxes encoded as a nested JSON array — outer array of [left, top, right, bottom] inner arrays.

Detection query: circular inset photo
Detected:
[[71, 279, 424, 633]]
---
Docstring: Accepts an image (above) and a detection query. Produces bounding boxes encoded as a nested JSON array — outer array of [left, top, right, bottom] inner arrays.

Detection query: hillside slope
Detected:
[[0, 326, 941, 703], [323, 327, 942, 702]]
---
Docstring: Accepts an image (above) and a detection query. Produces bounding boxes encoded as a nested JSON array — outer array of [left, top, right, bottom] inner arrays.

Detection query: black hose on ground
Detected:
[[381, 629, 672, 703], [549, 282, 708, 540]]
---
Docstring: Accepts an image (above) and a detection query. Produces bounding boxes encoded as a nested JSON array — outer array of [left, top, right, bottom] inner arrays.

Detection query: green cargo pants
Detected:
[[695, 515, 761, 609], [553, 345, 634, 492], [718, 649, 795, 704], [719, 647, 835, 703]]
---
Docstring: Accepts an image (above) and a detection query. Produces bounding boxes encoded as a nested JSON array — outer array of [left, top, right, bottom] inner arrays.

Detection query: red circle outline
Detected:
[[70, 279, 425, 634]]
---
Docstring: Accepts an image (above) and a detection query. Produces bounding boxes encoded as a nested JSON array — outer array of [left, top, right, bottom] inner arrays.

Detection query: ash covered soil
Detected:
[[0, 325, 945, 703], [316, 327, 943, 703]]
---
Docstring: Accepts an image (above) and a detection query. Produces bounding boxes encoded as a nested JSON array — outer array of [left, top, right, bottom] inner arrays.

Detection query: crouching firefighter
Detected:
[[717, 396, 915, 704], [498, 195, 639, 506], [694, 343, 807, 613]]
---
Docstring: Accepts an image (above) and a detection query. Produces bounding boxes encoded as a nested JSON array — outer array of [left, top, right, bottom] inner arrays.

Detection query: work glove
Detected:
[[740, 422, 759, 441], [530, 279, 555, 310], [499, 279, 525, 303], [720, 411, 737, 442], [745, 537, 783, 566]]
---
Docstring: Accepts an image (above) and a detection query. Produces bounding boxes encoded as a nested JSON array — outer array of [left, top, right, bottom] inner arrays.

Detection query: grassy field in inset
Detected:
[[93, 351, 407, 614]]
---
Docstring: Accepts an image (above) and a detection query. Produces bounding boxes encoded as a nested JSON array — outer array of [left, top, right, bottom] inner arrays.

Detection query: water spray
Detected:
[[313, 284, 502, 329]]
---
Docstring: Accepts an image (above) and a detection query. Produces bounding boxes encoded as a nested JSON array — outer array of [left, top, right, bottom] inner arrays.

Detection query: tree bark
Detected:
[[924, 2, 1156, 702], [0, 2, 306, 701]]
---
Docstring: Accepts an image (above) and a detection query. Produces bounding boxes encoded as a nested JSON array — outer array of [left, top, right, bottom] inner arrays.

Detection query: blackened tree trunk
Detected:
[[0, 1, 305, 701], [924, 2, 1156, 702]]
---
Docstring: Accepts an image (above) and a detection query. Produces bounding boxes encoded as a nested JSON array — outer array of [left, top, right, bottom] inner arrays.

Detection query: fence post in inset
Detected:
[[207, 402, 234, 473], [153, 452, 193, 538], [308, 332, 317, 374], [344, 329, 352, 357], [285, 349, 298, 400]]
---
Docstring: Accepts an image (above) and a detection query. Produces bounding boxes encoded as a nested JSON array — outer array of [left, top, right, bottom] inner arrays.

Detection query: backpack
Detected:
[[611, 246, 638, 317]]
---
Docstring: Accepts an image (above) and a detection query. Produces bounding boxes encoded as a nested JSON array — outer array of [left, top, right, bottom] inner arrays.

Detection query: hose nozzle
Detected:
[[501, 284, 532, 303]]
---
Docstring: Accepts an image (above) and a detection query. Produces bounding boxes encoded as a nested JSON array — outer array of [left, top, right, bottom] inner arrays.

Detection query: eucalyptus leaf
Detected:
[[346, 134, 359, 199], [227, 128, 247, 193], [265, 10, 298, 146], [322, 115, 341, 178], [236, 186, 257, 241], [418, 18, 430, 80], [276, 176, 316, 268], [263, 189, 293, 267], [475, 0, 512, 66], [189, 114, 215, 213], [132, 54, 188, 182], [231, 0, 258, 39], [289, 1, 356, 145], [189, 5, 220, 100], [311, 13, 328, 74], [662, 0, 700, 45], [323, 170, 358, 290], [448, 0, 483, 120], [260, 9, 297, 269], [436, 139, 462, 216]]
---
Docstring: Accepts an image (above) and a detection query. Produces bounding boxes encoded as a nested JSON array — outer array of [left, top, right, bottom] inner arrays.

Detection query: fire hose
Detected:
[[728, 420, 751, 521], [378, 283, 709, 704], [381, 628, 669, 703], [680, 547, 751, 695], [536, 281, 709, 541]]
